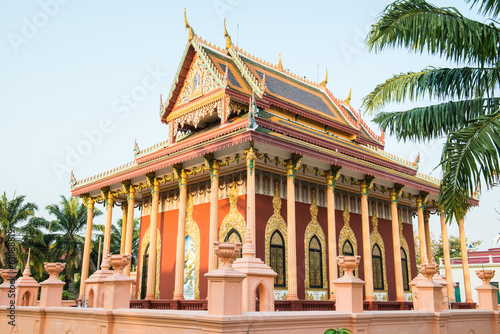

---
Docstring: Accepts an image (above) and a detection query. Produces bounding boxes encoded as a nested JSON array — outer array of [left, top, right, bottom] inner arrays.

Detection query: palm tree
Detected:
[[18, 216, 53, 281], [363, 0, 500, 221], [0, 192, 38, 269], [46, 195, 102, 285]]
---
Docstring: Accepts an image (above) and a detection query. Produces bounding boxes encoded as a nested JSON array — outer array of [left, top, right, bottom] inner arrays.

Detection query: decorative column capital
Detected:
[[173, 164, 188, 189], [121, 202, 128, 214], [245, 145, 259, 176], [390, 184, 403, 204], [360, 176, 375, 197], [416, 192, 429, 210], [122, 182, 136, 201], [146, 173, 160, 195], [204, 154, 221, 180], [285, 154, 302, 183], [424, 210, 431, 222], [100, 188, 114, 207], [325, 166, 341, 189], [83, 196, 95, 209]]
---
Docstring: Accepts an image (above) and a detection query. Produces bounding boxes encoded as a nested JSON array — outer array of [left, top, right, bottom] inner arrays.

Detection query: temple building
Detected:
[[71, 16, 455, 305]]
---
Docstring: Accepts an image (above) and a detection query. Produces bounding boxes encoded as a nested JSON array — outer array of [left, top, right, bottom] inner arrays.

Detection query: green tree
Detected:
[[0, 192, 38, 269], [434, 235, 482, 263], [363, 0, 500, 221], [46, 196, 102, 286], [414, 232, 482, 264], [96, 217, 141, 269]]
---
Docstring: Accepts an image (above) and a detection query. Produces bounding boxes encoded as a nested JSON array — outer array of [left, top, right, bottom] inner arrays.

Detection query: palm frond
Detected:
[[368, 0, 500, 66], [439, 111, 500, 221], [373, 97, 500, 140], [362, 66, 500, 112], [468, 0, 500, 17]]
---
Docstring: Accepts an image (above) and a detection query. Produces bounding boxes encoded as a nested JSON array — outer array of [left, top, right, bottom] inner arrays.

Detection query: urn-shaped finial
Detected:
[[476, 269, 495, 285], [109, 254, 132, 275], [0, 269, 18, 283], [44, 262, 66, 279], [213, 241, 241, 267], [337, 255, 360, 277], [418, 262, 439, 281]]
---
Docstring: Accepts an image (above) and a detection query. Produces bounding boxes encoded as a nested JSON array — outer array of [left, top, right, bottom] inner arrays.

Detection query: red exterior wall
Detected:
[[137, 195, 247, 300], [138, 193, 417, 301]]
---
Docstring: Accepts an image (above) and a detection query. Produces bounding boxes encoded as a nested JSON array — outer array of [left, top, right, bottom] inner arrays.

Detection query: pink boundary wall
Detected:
[[1, 307, 499, 334]]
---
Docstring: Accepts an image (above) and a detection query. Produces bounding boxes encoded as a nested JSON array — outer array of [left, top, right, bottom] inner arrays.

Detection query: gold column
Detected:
[[440, 210, 454, 302], [458, 217, 473, 303], [124, 186, 136, 276], [390, 187, 404, 302], [173, 168, 188, 300], [145, 177, 160, 300], [360, 179, 374, 301], [246, 146, 258, 248], [424, 210, 432, 262], [326, 167, 341, 301], [102, 190, 114, 269], [416, 195, 428, 264], [120, 203, 128, 254], [208, 158, 220, 273], [79, 197, 94, 298], [286, 157, 300, 301]]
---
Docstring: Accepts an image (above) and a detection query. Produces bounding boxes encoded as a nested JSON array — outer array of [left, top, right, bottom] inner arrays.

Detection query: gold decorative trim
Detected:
[[137, 225, 161, 299], [265, 182, 288, 292], [304, 191, 327, 297], [174, 53, 220, 107], [219, 182, 247, 244], [370, 204, 388, 295], [338, 198, 358, 277], [185, 191, 200, 299], [399, 213, 412, 290]]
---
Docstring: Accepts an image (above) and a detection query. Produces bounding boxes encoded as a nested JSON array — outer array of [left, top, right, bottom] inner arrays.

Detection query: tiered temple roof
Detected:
[[71, 27, 441, 198]]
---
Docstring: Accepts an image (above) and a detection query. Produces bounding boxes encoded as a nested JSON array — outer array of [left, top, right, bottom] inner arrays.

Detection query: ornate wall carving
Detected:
[[176, 53, 220, 106], [137, 225, 161, 299], [184, 191, 200, 299], [264, 182, 288, 299], [304, 191, 327, 300], [338, 198, 358, 277], [370, 204, 388, 301], [219, 182, 247, 244]]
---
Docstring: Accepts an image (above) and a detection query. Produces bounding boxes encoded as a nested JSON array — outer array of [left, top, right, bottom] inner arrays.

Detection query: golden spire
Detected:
[[320, 68, 328, 87], [277, 53, 284, 71], [184, 8, 194, 42], [223, 18, 232, 50], [343, 88, 352, 106]]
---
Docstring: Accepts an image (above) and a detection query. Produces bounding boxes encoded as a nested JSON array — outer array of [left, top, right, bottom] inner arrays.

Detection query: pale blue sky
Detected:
[[1, 0, 499, 250]]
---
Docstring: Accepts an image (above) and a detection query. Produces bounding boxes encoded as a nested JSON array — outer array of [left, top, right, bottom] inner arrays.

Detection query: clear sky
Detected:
[[1, 0, 499, 251]]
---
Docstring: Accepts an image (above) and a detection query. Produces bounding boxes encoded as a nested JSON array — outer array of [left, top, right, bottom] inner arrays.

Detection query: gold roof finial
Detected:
[[277, 53, 284, 71], [184, 8, 194, 42], [223, 18, 232, 50], [343, 88, 352, 106], [320, 68, 328, 88]]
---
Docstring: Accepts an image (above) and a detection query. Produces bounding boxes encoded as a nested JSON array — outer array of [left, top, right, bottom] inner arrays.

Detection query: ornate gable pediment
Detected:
[[174, 53, 220, 107]]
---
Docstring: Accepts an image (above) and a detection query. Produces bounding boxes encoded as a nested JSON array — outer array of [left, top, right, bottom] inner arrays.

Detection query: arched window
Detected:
[[372, 244, 384, 290], [342, 240, 354, 256], [225, 228, 242, 258], [401, 248, 410, 291], [270, 230, 286, 287], [140, 244, 149, 299], [309, 236, 322, 288]]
